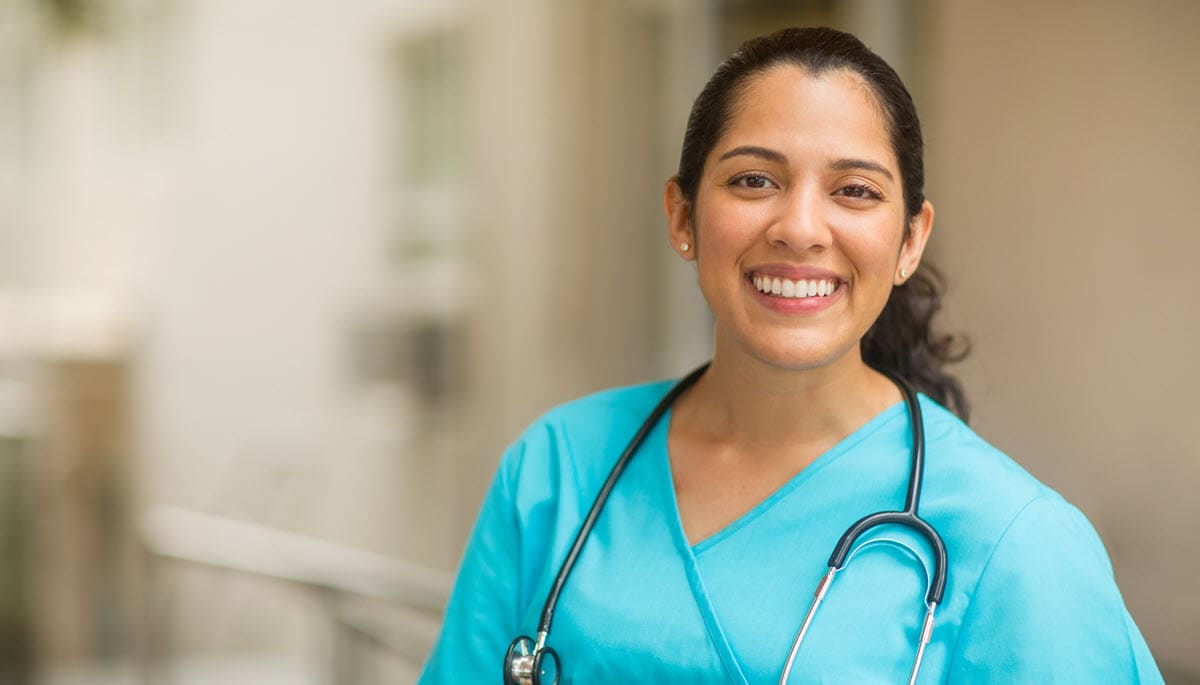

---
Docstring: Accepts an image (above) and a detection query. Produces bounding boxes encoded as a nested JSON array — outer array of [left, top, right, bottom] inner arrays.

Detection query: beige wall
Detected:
[[924, 0, 1200, 677], [464, 0, 718, 537]]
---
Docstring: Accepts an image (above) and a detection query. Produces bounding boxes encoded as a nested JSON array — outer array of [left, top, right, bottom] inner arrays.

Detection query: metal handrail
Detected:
[[141, 506, 453, 612], [139, 505, 454, 682]]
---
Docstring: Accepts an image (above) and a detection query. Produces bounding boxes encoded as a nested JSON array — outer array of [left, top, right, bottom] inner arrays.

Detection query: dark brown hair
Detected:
[[676, 27, 970, 419]]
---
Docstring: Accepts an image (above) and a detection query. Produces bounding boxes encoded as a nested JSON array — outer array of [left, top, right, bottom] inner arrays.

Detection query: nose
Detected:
[[765, 184, 831, 252]]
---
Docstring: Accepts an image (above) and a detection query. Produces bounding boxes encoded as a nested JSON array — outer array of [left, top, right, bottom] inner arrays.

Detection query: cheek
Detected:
[[694, 200, 772, 255], [837, 214, 907, 266]]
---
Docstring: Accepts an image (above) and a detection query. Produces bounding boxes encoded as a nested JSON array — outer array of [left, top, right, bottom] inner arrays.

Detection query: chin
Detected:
[[714, 320, 864, 373], [746, 340, 858, 373]]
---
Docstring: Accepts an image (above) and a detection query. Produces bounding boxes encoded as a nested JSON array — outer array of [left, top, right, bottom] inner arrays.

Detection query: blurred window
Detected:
[[360, 29, 471, 437], [391, 31, 468, 266]]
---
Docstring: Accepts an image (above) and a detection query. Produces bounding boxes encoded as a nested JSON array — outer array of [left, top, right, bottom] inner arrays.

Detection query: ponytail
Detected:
[[863, 265, 971, 421]]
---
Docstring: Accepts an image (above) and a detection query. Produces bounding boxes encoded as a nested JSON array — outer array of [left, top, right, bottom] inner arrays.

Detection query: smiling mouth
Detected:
[[750, 273, 841, 299]]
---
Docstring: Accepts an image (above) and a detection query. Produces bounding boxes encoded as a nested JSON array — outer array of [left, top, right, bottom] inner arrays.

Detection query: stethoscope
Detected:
[[504, 362, 948, 685]]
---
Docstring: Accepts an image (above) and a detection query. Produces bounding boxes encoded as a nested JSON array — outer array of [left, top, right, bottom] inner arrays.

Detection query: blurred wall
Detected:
[[0, 0, 486, 669], [923, 0, 1200, 678], [1, 0, 1197, 681], [463, 0, 717, 536]]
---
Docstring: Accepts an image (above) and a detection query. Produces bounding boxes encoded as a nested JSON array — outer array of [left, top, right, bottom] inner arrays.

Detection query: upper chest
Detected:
[[667, 427, 842, 545], [536, 441, 957, 685]]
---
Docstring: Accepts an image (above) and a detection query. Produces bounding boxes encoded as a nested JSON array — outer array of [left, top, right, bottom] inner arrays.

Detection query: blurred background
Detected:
[[0, 0, 1197, 682]]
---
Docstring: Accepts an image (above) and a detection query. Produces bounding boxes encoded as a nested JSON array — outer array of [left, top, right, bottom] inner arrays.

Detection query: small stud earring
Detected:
[[899, 267, 908, 279], [680, 242, 690, 253]]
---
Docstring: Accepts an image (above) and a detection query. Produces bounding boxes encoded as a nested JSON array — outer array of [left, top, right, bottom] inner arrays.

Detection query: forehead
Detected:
[[716, 65, 896, 169]]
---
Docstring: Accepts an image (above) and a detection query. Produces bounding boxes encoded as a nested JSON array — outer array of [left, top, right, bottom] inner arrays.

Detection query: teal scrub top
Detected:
[[418, 380, 1163, 684]]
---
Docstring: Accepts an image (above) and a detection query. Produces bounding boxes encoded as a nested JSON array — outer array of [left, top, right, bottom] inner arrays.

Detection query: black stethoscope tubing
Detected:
[[504, 362, 947, 685], [537, 362, 710, 637], [829, 367, 947, 606]]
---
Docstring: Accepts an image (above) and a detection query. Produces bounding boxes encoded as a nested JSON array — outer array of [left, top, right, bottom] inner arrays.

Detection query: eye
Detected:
[[728, 173, 778, 190], [834, 183, 884, 201]]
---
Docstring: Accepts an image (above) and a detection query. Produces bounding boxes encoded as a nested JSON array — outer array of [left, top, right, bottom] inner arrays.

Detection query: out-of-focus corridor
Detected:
[[42, 653, 411, 685], [1, 0, 1198, 683]]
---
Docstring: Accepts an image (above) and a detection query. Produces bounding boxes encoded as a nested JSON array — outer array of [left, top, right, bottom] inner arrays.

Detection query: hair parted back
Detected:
[[675, 26, 970, 420]]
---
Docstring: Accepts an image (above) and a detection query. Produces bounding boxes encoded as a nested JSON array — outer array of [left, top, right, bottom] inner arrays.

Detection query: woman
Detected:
[[420, 28, 1162, 683]]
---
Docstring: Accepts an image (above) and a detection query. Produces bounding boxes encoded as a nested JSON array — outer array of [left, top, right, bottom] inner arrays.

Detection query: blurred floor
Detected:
[[39, 652, 421, 685]]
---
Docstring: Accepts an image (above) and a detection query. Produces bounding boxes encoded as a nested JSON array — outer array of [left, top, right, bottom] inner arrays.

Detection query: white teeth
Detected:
[[751, 273, 839, 299]]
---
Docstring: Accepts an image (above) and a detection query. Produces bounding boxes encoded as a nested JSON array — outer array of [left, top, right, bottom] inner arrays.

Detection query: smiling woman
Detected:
[[666, 65, 932, 390], [419, 27, 1164, 684]]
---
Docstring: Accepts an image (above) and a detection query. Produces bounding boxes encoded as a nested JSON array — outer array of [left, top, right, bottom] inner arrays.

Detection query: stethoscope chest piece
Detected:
[[505, 635, 560, 685]]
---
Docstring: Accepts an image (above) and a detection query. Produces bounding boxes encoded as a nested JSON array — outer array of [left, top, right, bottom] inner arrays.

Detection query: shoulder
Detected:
[[916, 397, 1120, 595], [918, 396, 1063, 532], [508, 380, 675, 461], [497, 379, 677, 503], [914, 401, 1161, 678], [527, 380, 675, 441]]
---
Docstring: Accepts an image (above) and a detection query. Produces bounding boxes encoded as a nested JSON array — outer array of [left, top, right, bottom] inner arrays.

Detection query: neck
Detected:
[[678, 337, 902, 459]]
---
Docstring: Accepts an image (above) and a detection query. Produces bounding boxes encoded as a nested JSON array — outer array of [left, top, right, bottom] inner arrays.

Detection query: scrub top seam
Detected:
[[653, 412, 749, 685], [943, 492, 1054, 673], [1120, 609, 1153, 683], [691, 401, 908, 556], [1059, 502, 1149, 680], [682, 550, 752, 685]]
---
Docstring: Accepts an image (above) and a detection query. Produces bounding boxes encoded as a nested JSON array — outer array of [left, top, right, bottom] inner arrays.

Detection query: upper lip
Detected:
[[746, 263, 844, 282]]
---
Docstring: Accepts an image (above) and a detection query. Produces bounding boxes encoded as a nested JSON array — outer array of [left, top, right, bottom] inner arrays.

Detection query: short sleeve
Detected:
[[947, 495, 1164, 683], [417, 446, 523, 684]]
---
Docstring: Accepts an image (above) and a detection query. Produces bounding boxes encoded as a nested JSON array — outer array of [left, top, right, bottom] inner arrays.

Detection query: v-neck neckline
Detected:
[[666, 400, 907, 553], [649, 399, 907, 684]]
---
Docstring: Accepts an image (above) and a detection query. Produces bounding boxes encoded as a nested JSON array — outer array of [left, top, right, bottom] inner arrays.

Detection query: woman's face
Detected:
[[666, 64, 933, 373]]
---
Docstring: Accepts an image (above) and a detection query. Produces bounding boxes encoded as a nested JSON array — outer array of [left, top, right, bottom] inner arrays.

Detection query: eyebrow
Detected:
[[829, 157, 895, 182], [717, 145, 787, 164]]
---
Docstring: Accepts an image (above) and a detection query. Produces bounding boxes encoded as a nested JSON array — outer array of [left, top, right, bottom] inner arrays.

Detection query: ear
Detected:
[[664, 177, 696, 261], [896, 200, 934, 285]]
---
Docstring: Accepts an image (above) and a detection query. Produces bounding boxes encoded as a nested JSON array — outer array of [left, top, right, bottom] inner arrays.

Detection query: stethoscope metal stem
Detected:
[[777, 371, 947, 684], [777, 567, 838, 685], [779, 572, 940, 685], [907, 604, 937, 685]]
